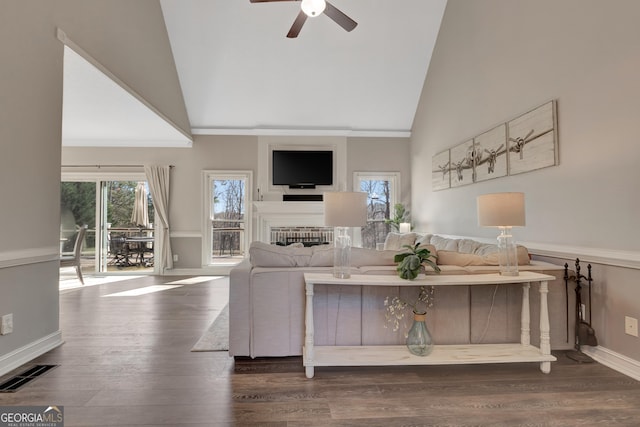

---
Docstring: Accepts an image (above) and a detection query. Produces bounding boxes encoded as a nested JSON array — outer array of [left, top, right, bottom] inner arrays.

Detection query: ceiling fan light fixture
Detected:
[[301, 0, 326, 17]]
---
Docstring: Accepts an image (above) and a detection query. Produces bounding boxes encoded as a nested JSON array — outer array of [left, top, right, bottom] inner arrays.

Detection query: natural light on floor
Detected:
[[59, 274, 139, 291], [103, 285, 183, 297], [164, 276, 222, 285]]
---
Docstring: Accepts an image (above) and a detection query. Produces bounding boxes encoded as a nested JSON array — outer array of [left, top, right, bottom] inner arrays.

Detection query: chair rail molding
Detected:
[[169, 231, 202, 238], [0, 247, 60, 269], [429, 234, 640, 270], [525, 241, 640, 270]]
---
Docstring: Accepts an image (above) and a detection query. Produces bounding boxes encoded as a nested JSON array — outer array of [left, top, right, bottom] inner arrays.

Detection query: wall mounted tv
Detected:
[[272, 150, 333, 189]]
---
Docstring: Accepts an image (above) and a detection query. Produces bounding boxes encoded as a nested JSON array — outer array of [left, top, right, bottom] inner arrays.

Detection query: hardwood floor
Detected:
[[1, 275, 639, 426]]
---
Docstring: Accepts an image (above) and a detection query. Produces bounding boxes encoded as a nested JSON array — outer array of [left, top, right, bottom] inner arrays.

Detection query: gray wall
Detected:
[[411, 0, 640, 362], [348, 137, 411, 206], [0, 0, 189, 373], [63, 135, 411, 269]]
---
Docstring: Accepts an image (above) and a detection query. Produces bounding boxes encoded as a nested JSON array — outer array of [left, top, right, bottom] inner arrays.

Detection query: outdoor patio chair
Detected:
[[109, 234, 131, 267], [60, 224, 88, 284]]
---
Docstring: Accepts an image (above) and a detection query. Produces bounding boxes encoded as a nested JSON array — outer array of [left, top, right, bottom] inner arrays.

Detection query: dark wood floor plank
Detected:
[[0, 275, 639, 426]]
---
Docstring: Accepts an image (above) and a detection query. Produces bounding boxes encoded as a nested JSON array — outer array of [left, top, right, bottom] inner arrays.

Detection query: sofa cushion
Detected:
[[436, 245, 530, 266], [425, 234, 460, 251], [309, 244, 334, 267], [249, 241, 314, 267], [310, 245, 401, 267], [352, 247, 399, 266], [383, 232, 417, 250]]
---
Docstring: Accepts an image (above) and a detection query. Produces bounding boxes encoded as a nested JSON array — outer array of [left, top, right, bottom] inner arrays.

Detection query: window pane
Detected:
[[60, 181, 96, 255], [359, 179, 392, 249], [211, 179, 246, 260], [104, 181, 155, 272]]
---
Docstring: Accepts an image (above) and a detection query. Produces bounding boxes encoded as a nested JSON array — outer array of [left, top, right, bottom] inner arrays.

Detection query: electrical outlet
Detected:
[[625, 316, 638, 337], [1, 314, 13, 335], [173, 254, 179, 262]]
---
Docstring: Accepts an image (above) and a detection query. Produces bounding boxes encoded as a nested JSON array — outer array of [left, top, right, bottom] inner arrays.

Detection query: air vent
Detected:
[[0, 365, 57, 392]]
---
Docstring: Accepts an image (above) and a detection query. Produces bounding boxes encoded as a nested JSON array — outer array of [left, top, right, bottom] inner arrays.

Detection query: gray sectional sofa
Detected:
[[229, 233, 569, 358]]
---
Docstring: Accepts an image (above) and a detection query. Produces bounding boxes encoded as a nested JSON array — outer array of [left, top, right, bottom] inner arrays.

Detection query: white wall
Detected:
[[411, 0, 640, 363]]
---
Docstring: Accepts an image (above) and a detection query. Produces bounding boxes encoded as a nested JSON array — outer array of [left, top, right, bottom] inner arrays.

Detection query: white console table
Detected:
[[303, 272, 557, 379]]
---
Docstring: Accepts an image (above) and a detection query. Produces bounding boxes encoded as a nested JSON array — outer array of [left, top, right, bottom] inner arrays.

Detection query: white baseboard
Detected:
[[581, 345, 640, 381], [165, 266, 234, 276], [0, 331, 64, 377]]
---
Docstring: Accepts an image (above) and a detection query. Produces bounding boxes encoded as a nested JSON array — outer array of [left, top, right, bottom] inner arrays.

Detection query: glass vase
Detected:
[[406, 312, 433, 356]]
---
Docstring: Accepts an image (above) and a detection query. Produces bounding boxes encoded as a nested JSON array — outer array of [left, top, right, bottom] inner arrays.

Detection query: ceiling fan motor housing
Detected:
[[301, 0, 326, 17]]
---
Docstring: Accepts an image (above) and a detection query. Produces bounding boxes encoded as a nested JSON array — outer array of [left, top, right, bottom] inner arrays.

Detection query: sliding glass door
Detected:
[[60, 182, 97, 275], [100, 180, 155, 273], [61, 172, 156, 275]]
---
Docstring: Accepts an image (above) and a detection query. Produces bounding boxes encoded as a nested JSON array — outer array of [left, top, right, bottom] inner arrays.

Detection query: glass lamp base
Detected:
[[333, 227, 351, 279], [497, 227, 519, 276]]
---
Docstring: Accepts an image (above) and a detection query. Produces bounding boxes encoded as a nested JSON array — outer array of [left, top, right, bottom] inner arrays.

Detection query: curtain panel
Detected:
[[144, 165, 173, 272]]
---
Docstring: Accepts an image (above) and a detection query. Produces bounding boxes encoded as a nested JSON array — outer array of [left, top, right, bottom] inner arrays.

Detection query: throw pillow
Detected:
[[249, 241, 313, 267], [383, 232, 417, 250]]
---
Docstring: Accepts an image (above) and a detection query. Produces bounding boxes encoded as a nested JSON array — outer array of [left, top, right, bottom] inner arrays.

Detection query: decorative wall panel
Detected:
[[450, 139, 474, 188], [431, 100, 558, 190], [431, 150, 451, 191], [474, 124, 507, 182], [507, 101, 558, 175]]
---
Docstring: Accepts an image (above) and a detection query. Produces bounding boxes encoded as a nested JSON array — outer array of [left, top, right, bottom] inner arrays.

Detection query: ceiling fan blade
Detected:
[[287, 10, 307, 38], [323, 1, 357, 32]]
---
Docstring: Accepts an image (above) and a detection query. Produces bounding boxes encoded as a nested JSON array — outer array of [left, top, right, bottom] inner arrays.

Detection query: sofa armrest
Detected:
[[229, 259, 252, 356]]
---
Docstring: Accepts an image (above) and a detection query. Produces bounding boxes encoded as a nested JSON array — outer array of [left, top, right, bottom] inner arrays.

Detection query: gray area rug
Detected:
[[191, 304, 229, 352]]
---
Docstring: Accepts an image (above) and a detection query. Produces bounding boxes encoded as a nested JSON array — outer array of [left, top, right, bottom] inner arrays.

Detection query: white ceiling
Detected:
[[61, 46, 192, 148], [62, 0, 447, 146]]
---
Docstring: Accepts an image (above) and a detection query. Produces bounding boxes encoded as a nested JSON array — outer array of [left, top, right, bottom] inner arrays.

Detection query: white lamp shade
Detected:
[[323, 192, 368, 227], [477, 192, 526, 227], [301, 0, 326, 16]]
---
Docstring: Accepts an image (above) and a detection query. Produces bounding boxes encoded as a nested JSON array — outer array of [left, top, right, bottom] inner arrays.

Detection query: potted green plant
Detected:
[[385, 203, 410, 232], [394, 242, 441, 280]]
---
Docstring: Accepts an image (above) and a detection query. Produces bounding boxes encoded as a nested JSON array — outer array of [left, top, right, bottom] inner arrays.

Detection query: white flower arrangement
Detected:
[[383, 286, 435, 332]]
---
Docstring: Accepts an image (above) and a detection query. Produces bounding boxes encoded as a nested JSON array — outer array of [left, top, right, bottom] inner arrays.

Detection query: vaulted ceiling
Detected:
[[62, 0, 447, 146]]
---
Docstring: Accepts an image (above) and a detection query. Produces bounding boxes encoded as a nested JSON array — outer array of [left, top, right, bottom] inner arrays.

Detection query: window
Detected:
[[354, 172, 401, 249], [60, 172, 155, 275], [202, 170, 253, 266]]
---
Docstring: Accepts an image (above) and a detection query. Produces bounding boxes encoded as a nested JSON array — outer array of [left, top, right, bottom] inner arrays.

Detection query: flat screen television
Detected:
[[272, 150, 333, 189]]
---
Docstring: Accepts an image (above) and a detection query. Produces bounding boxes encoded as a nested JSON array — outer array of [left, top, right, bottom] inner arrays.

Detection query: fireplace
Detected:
[[254, 201, 328, 245], [271, 226, 333, 246]]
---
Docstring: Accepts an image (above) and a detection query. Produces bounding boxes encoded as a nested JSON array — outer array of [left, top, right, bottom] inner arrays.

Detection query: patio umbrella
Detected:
[[131, 182, 150, 228]]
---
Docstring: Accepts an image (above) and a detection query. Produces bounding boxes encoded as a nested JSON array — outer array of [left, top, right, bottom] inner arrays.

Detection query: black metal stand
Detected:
[[565, 259, 596, 363]]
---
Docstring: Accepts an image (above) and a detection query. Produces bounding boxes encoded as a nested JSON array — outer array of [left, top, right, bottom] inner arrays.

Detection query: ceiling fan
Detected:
[[250, 0, 358, 38]]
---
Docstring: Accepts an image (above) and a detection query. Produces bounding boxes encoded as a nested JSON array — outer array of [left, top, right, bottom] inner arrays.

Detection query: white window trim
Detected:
[[201, 170, 253, 267], [352, 171, 401, 247], [353, 171, 401, 213]]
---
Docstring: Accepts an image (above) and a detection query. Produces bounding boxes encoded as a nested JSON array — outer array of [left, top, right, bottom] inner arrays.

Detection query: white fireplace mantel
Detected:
[[253, 201, 325, 243]]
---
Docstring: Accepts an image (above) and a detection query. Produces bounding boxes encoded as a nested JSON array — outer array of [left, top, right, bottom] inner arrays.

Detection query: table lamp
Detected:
[[477, 192, 526, 276], [324, 191, 368, 278]]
